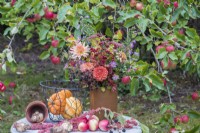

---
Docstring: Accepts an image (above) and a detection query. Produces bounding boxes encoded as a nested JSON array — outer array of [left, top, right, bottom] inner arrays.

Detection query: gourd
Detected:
[[62, 97, 82, 119], [48, 90, 72, 115]]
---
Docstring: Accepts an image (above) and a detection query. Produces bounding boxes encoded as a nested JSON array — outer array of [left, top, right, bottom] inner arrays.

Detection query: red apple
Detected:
[[130, 0, 137, 7], [88, 119, 99, 131], [136, 3, 144, 11], [156, 45, 165, 53], [51, 40, 59, 48], [78, 122, 88, 132], [9, 96, 13, 105], [166, 45, 175, 52], [99, 119, 109, 131], [163, 79, 167, 86], [44, 10, 54, 20], [191, 92, 199, 101], [186, 52, 191, 58], [9, 82, 16, 88], [157, 0, 162, 3], [0, 82, 6, 92], [174, 116, 182, 124], [174, 1, 178, 9], [34, 14, 41, 21], [179, 29, 185, 35], [181, 115, 189, 124], [11, 0, 16, 6], [51, 56, 61, 65], [170, 128, 177, 133], [161, 59, 177, 70], [121, 76, 131, 84]]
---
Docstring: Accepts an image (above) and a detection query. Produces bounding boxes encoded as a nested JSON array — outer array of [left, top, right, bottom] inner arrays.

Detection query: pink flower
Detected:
[[93, 66, 108, 81], [174, 1, 178, 9], [80, 62, 94, 72]]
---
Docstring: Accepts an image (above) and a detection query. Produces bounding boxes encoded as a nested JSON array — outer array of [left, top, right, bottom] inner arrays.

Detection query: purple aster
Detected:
[[112, 74, 119, 81], [133, 52, 139, 57], [130, 40, 136, 49], [109, 61, 117, 68]]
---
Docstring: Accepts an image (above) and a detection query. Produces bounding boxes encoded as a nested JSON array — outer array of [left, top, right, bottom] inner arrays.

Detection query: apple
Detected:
[[136, 3, 144, 11], [88, 119, 99, 131], [166, 45, 175, 52], [179, 29, 185, 35], [51, 39, 59, 48], [88, 115, 99, 122], [34, 14, 41, 21], [0, 82, 6, 92], [11, 0, 16, 7], [9, 96, 13, 105], [130, 0, 137, 7], [99, 119, 109, 131], [44, 11, 54, 20], [181, 115, 189, 124], [191, 92, 199, 101], [161, 59, 177, 70], [186, 52, 191, 58], [9, 82, 16, 88], [174, 1, 178, 9], [50, 56, 61, 65], [174, 116, 182, 124], [171, 21, 177, 26], [156, 45, 165, 53], [121, 76, 131, 84], [163, 79, 167, 86], [170, 128, 177, 133], [78, 122, 88, 132]]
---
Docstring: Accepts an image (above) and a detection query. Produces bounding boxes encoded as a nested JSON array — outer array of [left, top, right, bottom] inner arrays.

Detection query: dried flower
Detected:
[[117, 51, 127, 62], [80, 62, 94, 72], [70, 42, 90, 59], [93, 66, 108, 81]]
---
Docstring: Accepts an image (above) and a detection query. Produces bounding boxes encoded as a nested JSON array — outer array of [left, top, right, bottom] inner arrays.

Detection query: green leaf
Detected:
[[0, 7, 11, 14], [124, 18, 136, 28], [140, 122, 150, 133], [65, 69, 69, 80], [57, 4, 71, 23], [102, 0, 116, 9], [143, 78, 151, 92], [149, 29, 163, 38], [39, 51, 50, 60], [137, 18, 149, 33], [147, 73, 164, 90], [186, 28, 198, 38], [188, 110, 200, 119], [105, 27, 113, 37], [171, 8, 182, 22], [130, 78, 139, 96], [185, 125, 200, 133], [168, 52, 178, 60], [157, 49, 168, 59]]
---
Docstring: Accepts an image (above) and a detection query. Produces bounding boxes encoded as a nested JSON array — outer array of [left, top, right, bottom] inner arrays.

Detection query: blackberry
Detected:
[[122, 128, 126, 132]]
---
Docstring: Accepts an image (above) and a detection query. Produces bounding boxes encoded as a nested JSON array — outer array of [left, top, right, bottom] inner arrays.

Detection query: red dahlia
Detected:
[[93, 66, 108, 81]]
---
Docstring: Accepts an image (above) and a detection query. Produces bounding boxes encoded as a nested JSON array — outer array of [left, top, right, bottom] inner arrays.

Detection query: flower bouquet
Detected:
[[65, 34, 130, 119]]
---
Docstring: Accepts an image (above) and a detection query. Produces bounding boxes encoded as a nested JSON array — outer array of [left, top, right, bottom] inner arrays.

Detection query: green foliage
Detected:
[[0, 0, 200, 99]]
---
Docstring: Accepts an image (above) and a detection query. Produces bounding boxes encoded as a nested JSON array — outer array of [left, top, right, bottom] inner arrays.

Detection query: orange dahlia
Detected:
[[80, 62, 94, 72], [93, 66, 108, 81]]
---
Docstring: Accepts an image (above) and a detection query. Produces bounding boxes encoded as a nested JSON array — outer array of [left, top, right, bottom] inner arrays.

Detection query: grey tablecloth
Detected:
[[11, 116, 142, 133]]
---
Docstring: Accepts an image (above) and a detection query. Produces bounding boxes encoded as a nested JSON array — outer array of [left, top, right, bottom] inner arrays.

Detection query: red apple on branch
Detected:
[[166, 45, 175, 52], [121, 76, 131, 84], [191, 92, 199, 101], [136, 3, 144, 11]]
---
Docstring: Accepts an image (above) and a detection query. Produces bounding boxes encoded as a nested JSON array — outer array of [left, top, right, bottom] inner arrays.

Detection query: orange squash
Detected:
[[61, 97, 82, 119], [48, 90, 72, 115]]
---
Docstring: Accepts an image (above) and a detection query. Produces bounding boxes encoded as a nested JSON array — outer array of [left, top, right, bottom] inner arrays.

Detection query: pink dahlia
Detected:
[[80, 62, 94, 72], [93, 66, 108, 81]]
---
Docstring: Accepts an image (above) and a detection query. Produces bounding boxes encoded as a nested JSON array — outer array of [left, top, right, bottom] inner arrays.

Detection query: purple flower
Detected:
[[112, 74, 119, 81], [130, 40, 136, 49], [109, 61, 117, 68], [133, 52, 139, 56]]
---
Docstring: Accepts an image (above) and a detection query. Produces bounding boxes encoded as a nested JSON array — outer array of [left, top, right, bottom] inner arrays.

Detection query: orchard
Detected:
[[0, 0, 200, 133]]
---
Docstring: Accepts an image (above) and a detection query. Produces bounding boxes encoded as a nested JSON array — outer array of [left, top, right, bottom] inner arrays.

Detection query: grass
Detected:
[[0, 63, 200, 133]]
